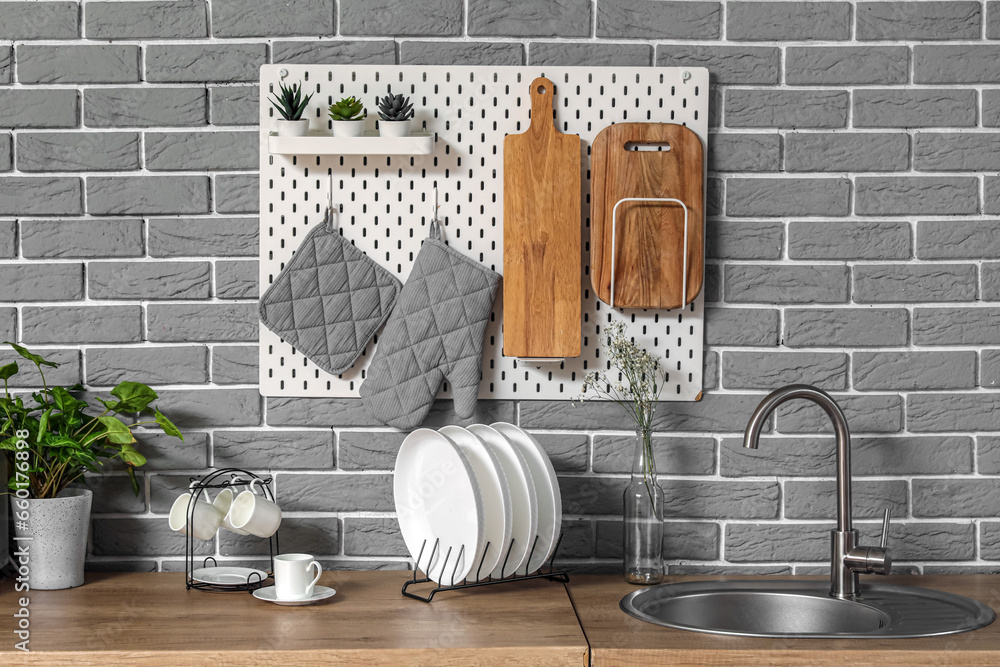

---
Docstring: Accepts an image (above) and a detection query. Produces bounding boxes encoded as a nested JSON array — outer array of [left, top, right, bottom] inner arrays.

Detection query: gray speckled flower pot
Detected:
[[11, 488, 92, 590]]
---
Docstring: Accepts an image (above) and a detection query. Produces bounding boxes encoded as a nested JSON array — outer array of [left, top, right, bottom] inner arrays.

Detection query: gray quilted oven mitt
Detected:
[[360, 227, 501, 429], [259, 211, 402, 376]]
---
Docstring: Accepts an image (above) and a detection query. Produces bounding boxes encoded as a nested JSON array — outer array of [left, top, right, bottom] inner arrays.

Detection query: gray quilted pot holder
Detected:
[[259, 219, 402, 376], [360, 234, 501, 429]]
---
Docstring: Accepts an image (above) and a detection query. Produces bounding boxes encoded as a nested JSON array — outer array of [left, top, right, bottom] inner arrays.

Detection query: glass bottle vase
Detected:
[[623, 428, 664, 585]]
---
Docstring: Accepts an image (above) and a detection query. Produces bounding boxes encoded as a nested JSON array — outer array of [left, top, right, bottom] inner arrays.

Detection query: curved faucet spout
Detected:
[[743, 384, 852, 533], [744, 384, 891, 599]]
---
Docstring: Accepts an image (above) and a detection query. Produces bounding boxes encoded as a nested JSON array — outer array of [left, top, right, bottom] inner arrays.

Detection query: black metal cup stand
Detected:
[[184, 468, 279, 593], [402, 532, 569, 602]]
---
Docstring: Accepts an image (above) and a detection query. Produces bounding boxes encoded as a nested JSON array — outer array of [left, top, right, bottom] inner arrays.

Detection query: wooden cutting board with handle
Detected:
[[503, 77, 581, 359], [590, 123, 704, 309]]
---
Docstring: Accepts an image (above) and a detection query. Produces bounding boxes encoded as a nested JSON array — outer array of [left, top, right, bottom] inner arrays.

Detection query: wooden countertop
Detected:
[[566, 574, 1000, 666], [0, 571, 589, 666], [6, 571, 1000, 665]]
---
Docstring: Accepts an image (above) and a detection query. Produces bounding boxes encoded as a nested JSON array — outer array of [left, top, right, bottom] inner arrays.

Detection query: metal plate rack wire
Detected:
[[184, 468, 279, 593], [258, 64, 708, 402], [401, 533, 568, 603]]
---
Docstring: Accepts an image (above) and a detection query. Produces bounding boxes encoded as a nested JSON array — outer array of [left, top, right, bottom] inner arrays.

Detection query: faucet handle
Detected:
[[859, 508, 892, 576], [879, 507, 891, 549]]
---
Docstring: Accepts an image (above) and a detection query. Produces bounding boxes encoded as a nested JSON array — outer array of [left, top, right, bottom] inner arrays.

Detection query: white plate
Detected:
[[394, 428, 484, 586], [439, 425, 513, 581], [192, 566, 268, 586], [492, 423, 562, 574], [467, 424, 537, 578], [253, 585, 336, 606]]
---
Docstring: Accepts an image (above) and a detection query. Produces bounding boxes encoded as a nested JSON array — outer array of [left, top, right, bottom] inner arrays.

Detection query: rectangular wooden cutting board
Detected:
[[590, 122, 704, 310], [502, 77, 582, 359]]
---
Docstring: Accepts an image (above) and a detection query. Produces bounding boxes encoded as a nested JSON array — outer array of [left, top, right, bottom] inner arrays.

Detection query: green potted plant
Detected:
[[329, 96, 367, 137], [376, 93, 415, 137], [269, 80, 313, 137], [2, 343, 183, 589]]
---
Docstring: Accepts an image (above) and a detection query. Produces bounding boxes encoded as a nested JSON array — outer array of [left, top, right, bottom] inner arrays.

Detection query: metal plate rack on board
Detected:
[[258, 65, 708, 402]]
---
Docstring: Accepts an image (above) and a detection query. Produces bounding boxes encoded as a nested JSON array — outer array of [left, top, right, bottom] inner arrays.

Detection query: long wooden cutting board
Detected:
[[591, 123, 704, 309], [503, 77, 581, 359]]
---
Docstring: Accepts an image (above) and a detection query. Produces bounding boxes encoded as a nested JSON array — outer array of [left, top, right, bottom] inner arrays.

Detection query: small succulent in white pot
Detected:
[[329, 96, 367, 137], [269, 80, 313, 137], [376, 93, 415, 137]]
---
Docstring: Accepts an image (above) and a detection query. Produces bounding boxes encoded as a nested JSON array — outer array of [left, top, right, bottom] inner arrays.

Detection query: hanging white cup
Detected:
[[228, 479, 282, 538], [168, 490, 223, 541], [274, 553, 322, 601], [213, 486, 249, 536]]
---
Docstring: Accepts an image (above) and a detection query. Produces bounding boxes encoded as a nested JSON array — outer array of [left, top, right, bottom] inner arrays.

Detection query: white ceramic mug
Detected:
[[228, 479, 282, 538], [213, 487, 249, 536], [274, 553, 322, 601], [168, 491, 223, 541]]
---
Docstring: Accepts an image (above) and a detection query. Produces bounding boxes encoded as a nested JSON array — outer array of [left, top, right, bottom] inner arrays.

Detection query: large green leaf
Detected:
[[119, 443, 146, 467], [36, 407, 52, 442], [154, 407, 183, 440], [98, 416, 135, 445], [110, 382, 158, 413], [6, 342, 58, 368], [96, 396, 119, 412], [69, 447, 97, 463], [50, 386, 85, 416], [42, 434, 81, 449], [0, 362, 18, 381]]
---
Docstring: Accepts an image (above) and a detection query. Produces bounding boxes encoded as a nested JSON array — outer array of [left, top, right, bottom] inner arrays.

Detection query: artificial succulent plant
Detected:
[[269, 80, 313, 121], [328, 96, 366, 121], [376, 93, 414, 121]]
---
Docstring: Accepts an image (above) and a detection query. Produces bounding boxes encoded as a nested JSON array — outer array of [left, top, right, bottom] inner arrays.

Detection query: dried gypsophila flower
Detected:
[[576, 322, 665, 505]]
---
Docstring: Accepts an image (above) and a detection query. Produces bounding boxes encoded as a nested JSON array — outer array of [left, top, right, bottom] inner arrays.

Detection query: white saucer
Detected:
[[192, 566, 268, 586], [253, 585, 337, 606]]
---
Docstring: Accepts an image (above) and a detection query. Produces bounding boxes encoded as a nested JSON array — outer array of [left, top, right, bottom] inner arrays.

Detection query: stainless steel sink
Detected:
[[621, 579, 995, 638], [618, 385, 996, 638]]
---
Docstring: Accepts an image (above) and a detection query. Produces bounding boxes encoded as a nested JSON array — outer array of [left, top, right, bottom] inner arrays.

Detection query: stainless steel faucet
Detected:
[[743, 384, 892, 599]]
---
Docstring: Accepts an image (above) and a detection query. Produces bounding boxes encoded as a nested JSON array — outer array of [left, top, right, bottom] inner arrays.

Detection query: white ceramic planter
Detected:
[[333, 119, 365, 137], [11, 488, 92, 590], [276, 119, 309, 137], [379, 119, 411, 138]]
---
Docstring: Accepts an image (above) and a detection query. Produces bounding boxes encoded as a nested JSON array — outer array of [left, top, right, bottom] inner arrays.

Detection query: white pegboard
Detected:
[[259, 65, 708, 401]]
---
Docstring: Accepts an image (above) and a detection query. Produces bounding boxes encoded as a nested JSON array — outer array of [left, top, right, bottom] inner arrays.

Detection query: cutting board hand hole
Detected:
[[625, 141, 671, 152]]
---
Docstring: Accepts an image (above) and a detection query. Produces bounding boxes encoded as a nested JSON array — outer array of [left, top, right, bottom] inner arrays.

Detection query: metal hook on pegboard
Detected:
[[323, 173, 337, 233], [428, 186, 441, 240]]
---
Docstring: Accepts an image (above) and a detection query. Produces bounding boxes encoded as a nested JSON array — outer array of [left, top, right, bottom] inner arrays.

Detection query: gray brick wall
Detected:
[[2, 0, 999, 577]]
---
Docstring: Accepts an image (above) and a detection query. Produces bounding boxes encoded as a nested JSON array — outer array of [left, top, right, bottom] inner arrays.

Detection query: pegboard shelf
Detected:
[[267, 131, 434, 155]]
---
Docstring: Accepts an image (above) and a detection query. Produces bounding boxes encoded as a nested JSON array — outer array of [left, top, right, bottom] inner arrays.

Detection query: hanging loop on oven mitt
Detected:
[[258, 213, 402, 377], [360, 235, 501, 430]]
